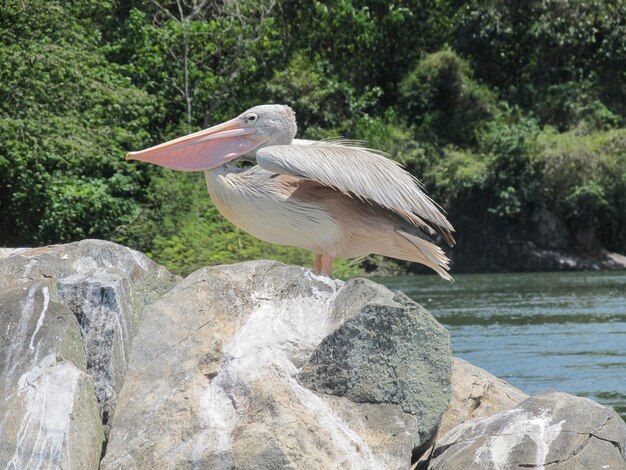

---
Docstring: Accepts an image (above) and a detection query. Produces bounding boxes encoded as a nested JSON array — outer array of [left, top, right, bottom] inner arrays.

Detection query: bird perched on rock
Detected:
[[127, 105, 455, 279]]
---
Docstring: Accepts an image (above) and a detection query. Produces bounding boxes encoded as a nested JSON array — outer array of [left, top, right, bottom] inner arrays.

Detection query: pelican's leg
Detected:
[[312, 253, 333, 276], [313, 253, 323, 273], [320, 254, 334, 276]]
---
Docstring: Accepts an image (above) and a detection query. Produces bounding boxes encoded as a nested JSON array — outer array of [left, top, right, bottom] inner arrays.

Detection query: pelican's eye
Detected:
[[246, 113, 258, 123]]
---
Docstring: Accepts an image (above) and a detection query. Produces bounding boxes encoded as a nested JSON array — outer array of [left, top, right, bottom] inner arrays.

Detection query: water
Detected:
[[374, 270, 626, 421]]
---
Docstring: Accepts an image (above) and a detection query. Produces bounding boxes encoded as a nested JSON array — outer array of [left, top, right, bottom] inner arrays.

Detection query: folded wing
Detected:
[[256, 141, 455, 245]]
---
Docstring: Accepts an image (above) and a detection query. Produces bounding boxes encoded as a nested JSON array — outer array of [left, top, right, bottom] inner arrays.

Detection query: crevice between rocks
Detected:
[[411, 434, 436, 469], [57, 279, 136, 462]]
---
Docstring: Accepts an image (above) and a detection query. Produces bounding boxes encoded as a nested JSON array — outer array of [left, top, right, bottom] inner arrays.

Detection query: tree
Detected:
[[0, 0, 153, 245], [399, 49, 497, 146], [454, 0, 626, 129]]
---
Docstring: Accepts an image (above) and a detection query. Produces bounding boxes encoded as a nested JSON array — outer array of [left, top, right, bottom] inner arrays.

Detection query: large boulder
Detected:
[[415, 357, 529, 467], [0, 280, 103, 469], [428, 391, 626, 470], [0, 240, 178, 467], [101, 261, 452, 469], [439, 357, 529, 438], [4, 241, 624, 470]]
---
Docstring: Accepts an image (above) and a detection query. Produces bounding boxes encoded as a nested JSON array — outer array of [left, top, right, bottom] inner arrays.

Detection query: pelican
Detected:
[[126, 105, 455, 279]]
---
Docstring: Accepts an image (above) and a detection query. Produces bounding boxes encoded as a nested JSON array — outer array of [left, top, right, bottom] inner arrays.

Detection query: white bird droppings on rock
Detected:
[[472, 410, 565, 470], [28, 286, 49, 352], [429, 391, 626, 470], [6, 355, 79, 470]]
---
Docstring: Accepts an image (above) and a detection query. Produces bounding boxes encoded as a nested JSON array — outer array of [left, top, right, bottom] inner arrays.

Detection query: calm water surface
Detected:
[[374, 271, 626, 420]]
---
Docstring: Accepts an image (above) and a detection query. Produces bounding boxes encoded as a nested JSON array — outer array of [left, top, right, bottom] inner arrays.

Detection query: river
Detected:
[[374, 270, 626, 421]]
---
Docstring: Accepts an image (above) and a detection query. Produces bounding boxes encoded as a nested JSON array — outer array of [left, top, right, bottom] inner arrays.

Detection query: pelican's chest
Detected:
[[204, 167, 341, 253]]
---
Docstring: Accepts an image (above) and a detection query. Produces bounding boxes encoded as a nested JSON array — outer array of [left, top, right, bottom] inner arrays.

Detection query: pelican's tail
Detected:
[[394, 230, 453, 282]]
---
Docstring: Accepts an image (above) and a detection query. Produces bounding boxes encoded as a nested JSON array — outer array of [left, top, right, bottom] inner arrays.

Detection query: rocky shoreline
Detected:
[[1, 240, 624, 468], [452, 243, 626, 274], [422, 206, 626, 276]]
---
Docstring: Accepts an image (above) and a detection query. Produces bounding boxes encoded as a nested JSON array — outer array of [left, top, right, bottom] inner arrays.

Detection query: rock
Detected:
[[439, 357, 529, 438], [101, 261, 452, 469], [450, 207, 626, 273], [0, 240, 178, 466], [607, 251, 626, 268], [0, 280, 104, 469], [415, 357, 529, 467], [427, 391, 626, 470], [3, 241, 626, 470], [299, 279, 452, 447], [531, 208, 570, 250]]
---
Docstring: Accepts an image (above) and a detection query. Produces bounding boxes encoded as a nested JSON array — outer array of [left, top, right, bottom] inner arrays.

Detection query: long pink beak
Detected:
[[126, 118, 266, 171]]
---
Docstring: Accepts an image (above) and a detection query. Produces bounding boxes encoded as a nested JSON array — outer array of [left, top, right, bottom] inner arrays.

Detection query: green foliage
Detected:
[[0, 0, 153, 245], [40, 175, 141, 242], [2, 0, 626, 275], [564, 182, 608, 227], [478, 111, 543, 219], [399, 50, 497, 145], [454, 0, 626, 129], [538, 128, 626, 249], [275, 1, 455, 99], [265, 52, 381, 138], [115, 1, 283, 137], [424, 148, 488, 208]]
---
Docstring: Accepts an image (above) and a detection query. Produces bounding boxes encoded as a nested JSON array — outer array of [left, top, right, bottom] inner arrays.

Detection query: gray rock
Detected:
[[415, 357, 529, 467], [0, 240, 179, 467], [531, 208, 570, 250], [101, 261, 452, 469], [439, 357, 529, 438], [299, 278, 452, 447], [0, 280, 104, 468], [0, 240, 179, 436], [56, 271, 150, 434], [428, 391, 626, 470], [3, 241, 625, 470]]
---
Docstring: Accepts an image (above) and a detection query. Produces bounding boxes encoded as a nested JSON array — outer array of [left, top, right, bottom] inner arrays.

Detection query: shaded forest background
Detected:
[[1, 0, 625, 277]]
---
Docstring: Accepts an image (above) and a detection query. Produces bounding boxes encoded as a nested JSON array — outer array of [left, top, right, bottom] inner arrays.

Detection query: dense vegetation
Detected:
[[2, 0, 625, 276]]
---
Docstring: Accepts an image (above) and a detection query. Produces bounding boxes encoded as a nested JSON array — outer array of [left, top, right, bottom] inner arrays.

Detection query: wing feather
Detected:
[[256, 141, 455, 245]]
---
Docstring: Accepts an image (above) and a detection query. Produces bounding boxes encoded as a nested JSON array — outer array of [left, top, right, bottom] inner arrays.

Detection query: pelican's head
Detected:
[[239, 104, 296, 148], [125, 104, 297, 171]]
